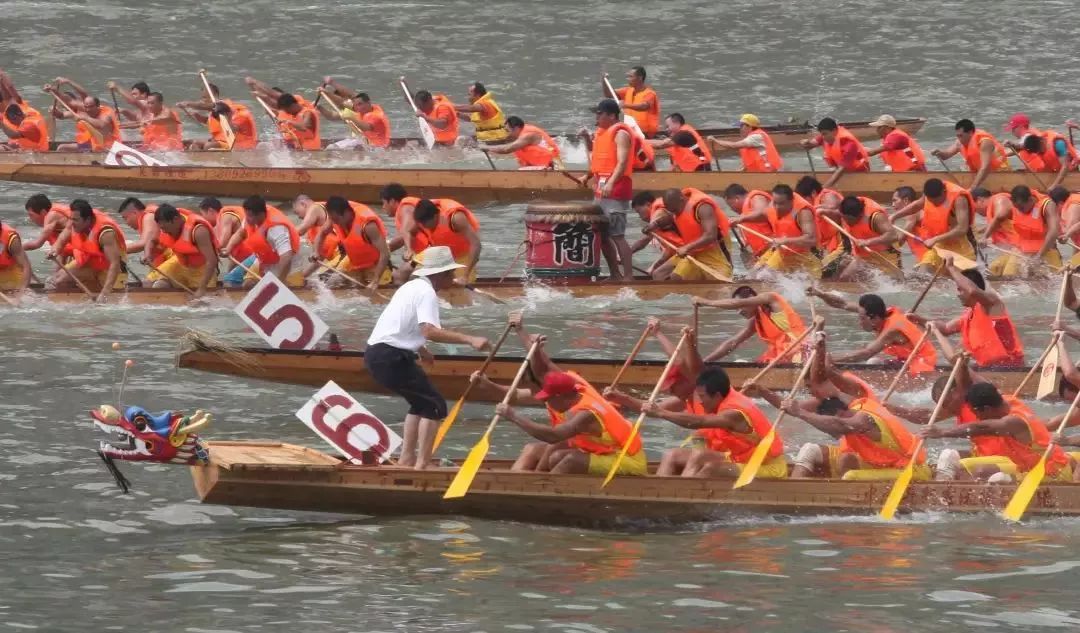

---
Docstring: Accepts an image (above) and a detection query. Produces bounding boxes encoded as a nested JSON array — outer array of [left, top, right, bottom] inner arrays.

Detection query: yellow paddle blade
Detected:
[[879, 460, 915, 520], [733, 430, 774, 489], [601, 418, 643, 488], [432, 396, 465, 452], [1002, 457, 1047, 522], [934, 247, 977, 271], [678, 432, 695, 448], [442, 431, 491, 499]]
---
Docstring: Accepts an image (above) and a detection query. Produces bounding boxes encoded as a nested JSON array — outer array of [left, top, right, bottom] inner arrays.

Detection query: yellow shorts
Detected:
[[149, 255, 217, 289], [671, 246, 733, 281], [454, 255, 477, 283], [828, 445, 930, 481], [336, 255, 392, 284], [988, 249, 1062, 277], [1069, 251, 1080, 268], [0, 265, 26, 291], [917, 237, 976, 268], [961, 455, 1073, 482], [588, 450, 647, 477], [735, 454, 789, 479], [759, 248, 822, 279], [245, 261, 305, 287], [64, 260, 128, 290], [142, 250, 174, 282]]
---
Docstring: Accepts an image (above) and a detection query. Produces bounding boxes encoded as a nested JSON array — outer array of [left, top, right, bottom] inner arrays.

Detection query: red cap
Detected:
[[535, 372, 580, 400], [1004, 113, 1030, 132]]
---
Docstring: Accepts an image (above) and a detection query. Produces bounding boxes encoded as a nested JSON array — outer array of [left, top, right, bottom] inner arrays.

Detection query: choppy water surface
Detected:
[[3, 1, 1080, 631]]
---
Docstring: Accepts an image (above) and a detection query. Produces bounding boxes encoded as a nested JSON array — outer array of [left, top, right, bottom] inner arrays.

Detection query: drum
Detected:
[[524, 202, 608, 278]]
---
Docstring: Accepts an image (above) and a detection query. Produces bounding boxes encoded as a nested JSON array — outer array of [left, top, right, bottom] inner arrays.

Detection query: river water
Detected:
[[3, 1, 1080, 631]]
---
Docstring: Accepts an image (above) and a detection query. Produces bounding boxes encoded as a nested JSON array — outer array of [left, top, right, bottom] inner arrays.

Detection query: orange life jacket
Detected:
[[1061, 193, 1080, 248], [1012, 191, 1054, 254], [141, 110, 183, 150], [739, 190, 774, 255], [960, 129, 1010, 172], [752, 295, 807, 363], [242, 206, 301, 267], [958, 395, 1069, 474], [840, 398, 925, 468], [360, 104, 391, 148], [691, 390, 782, 462], [632, 133, 656, 171], [647, 200, 681, 256], [670, 124, 713, 172], [983, 192, 1020, 247], [430, 95, 459, 145], [156, 211, 217, 267], [75, 105, 119, 151], [766, 196, 816, 254], [333, 203, 387, 270], [590, 122, 634, 181], [304, 202, 345, 261], [0, 224, 20, 268], [821, 126, 870, 171], [393, 196, 428, 252], [71, 211, 126, 271], [814, 188, 844, 250], [413, 199, 478, 260], [278, 103, 321, 150], [670, 188, 730, 258], [918, 181, 974, 241], [513, 124, 561, 168], [960, 302, 1024, 367], [1021, 130, 1077, 173], [842, 197, 892, 255], [546, 372, 642, 455], [616, 86, 660, 137], [881, 307, 937, 374], [217, 205, 252, 260], [10, 106, 49, 151], [879, 129, 926, 172], [842, 371, 877, 402], [133, 207, 171, 266], [209, 100, 257, 149], [40, 204, 73, 255], [738, 128, 783, 172]]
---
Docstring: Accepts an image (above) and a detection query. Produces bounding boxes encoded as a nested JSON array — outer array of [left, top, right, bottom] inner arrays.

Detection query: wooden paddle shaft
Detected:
[[761, 348, 819, 439], [651, 233, 732, 282], [57, 260, 97, 300], [252, 95, 298, 146], [1008, 149, 1050, 191], [736, 224, 801, 255], [146, 262, 195, 295], [317, 259, 365, 288], [740, 327, 814, 389], [319, 88, 366, 140], [199, 70, 235, 145], [1012, 333, 1062, 398], [1054, 265, 1072, 322], [909, 263, 944, 313], [0, 290, 17, 307], [481, 340, 542, 435], [881, 325, 932, 403], [455, 322, 516, 403], [820, 214, 904, 274], [610, 323, 655, 390], [230, 255, 261, 279]]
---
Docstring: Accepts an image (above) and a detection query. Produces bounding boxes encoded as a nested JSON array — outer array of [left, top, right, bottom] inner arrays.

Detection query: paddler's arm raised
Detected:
[[54, 77, 91, 100], [322, 77, 356, 100], [692, 292, 774, 312], [176, 101, 210, 124], [497, 405, 600, 444], [191, 224, 218, 299], [920, 415, 1027, 441], [97, 229, 123, 303], [243, 77, 282, 103], [702, 320, 756, 363], [472, 371, 538, 405], [641, 401, 752, 433], [941, 256, 999, 312], [806, 287, 858, 313], [604, 389, 683, 414], [508, 314, 559, 379]]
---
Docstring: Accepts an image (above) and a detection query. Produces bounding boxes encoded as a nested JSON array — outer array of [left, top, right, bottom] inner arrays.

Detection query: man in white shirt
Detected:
[[366, 245, 491, 469]]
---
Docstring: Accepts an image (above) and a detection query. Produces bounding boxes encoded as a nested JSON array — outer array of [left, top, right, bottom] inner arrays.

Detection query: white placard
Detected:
[[234, 272, 328, 350], [103, 141, 169, 167], [295, 381, 402, 464]]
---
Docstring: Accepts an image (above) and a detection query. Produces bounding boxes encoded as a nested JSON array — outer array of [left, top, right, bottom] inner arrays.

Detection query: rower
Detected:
[[931, 119, 1011, 190], [22, 194, 72, 258], [796, 177, 845, 275], [695, 286, 807, 363], [630, 192, 678, 279], [379, 183, 425, 262], [0, 220, 31, 294], [890, 178, 976, 274], [220, 195, 303, 287], [723, 184, 774, 258], [198, 197, 253, 288], [865, 114, 926, 172], [314, 196, 391, 290], [708, 114, 783, 172], [48, 199, 127, 301], [1005, 185, 1062, 275], [292, 195, 342, 278], [649, 113, 712, 172], [605, 66, 660, 138], [319, 87, 391, 149], [740, 184, 821, 278], [0, 102, 49, 152], [117, 197, 168, 286], [150, 204, 218, 299], [482, 116, 561, 169], [414, 90, 459, 147], [365, 245, 491, 469], [453, 82, 508, 144], [921, 382, 1071, 483], [1003, 112, 1039, 150], [807, 289, 937, 374], [828, 195, 901, 280], [401, 199, 481, 282], [973, 187, 1022, 277], [177, 83, 257, 150], [106, 80, 151, 122], [799, 117, 870, 188], [646, 188, 733, 280], [907, 258, 1024, 368], [275, 93, 321, 150], [580, 98, 636, 280], [49, 78, 120, 152], [1051, 186, 1080, 266], [120, 92, 182, 151]]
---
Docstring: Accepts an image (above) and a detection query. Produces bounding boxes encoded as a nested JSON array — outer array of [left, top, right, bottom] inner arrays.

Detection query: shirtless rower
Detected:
[[807, 288, 937, 375], [906, 256, 1024, 368], [799, 117, 871, 188], [106, 80, 151, 122], [48, 200, 127, 302], [197, 197, 253, 287], [312, 196, 391, 290], [291, 195, 342, 278], [398, 199, 482, 282], [649, 113, 713, 172], [641, 188, 732, 280], [414, 90, 459, 147], [219, 195, 304, 287], [0, 220, 31, 294], [119, 92, 183, 151], [865, 115, 926, 172], [889, 178, 976, 274], [317, 81, 391, 150], [176, 82, 257, 150], [931, 119, 1011, 190], [47, 78, 120, 152], [453, 82, 508, 144], [22, 194, 72, 260], [117, 197, 168, 286], [694, 286, 807, 363], [605, 66, 660, 138], [150, 204, 218, 298], [733, 184, 821, 278], [482, 116, 562, 169], [709, 114, 782, 172]]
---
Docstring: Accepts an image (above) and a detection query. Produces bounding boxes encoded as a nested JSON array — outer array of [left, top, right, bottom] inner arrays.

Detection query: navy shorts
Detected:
[[364, 343, 448, 420]]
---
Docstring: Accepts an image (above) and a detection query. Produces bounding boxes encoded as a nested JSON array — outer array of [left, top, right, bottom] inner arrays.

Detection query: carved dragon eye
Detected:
[[144, 440, 154, 452], [132, 415, 149, 431]]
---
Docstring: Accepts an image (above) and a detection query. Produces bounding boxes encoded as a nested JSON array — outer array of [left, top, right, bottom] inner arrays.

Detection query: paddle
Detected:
[[399, 77, 436, 149], [52, 258, 97, 302], [1002, 384, 1080, 521], [443, 338, 542, 499], [938, 157, 963, 186], [0, 290, 18, 307], [109, 89, 124, 140], [880, 324, 933, 403], [736, 224, 801, 257], [199, 69, 235, 150], [609, 322, 656, 391], [601, 74, 645, 138], [650, 233, 732, 282], [229, 254, 261, 280], [909, 262, 944, 314], [1007, 149, 1050, 191], [602, 330, 690, 487], [47, 89, 104, 147], [481, 149, 498, 170], [804, 148, 818, 177], [979, 242, 1061, 274], [1011, 332, 1063, 401], [252, 95, 301, 148], [145, 262, 195, 296], [463, 283, 507, 305], [318, 88, 368, 145], [819, 215, 904, 277], [314, 259, 391, 301], [879, 354, 966, 520], [892, 225, 979, 271], [497, 241, 528, 283], [432, 321, 516, 451], [733, 348, 819, 489]]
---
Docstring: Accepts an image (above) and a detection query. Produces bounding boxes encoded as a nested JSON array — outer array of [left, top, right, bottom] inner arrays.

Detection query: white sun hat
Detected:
[[412, 245, 465, 276]]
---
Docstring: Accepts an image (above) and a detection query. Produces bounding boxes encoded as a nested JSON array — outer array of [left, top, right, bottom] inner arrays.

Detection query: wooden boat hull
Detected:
[[175, 345, 1044, 399], [190, 441, 1080, 527], [0, 164, 1064, 206]]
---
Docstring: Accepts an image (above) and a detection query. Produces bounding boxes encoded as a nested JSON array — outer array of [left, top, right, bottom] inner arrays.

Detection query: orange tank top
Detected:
[[961, 129, 1010, 172], [960, 302, 1024, 367], [766, 196, 815, 254], [753, 295, 807, 363], [360, 105, 391, 148], [919, 181, 974, 239], [691, 390, 782, 462], [333, 203, 387, 270], [617, 86, 659, 137], [842, 198, 891, 255], [431, 96, 459, 145], [141, 110, 183, 150], [75, 105, 119, 151], [0, 224, 20, 268], [590, 122, 634, 181], [1012, 192, 1054, 254], [210, 100, 257, 149], [278, 103, 321, 150], [671, 188, 730, 257], [513, 124, 561, 168], [738, 128, 783, 172]]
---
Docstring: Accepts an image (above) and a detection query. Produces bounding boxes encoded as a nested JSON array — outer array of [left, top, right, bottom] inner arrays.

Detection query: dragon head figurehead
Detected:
[[92, 405, 211, 464]]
